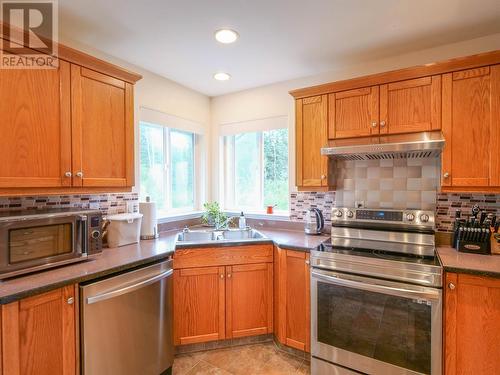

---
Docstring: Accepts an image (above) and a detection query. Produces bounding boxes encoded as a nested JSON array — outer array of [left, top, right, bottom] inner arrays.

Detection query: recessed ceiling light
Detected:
[[213, 72, 231, 81], [215, 29, 239, 44]]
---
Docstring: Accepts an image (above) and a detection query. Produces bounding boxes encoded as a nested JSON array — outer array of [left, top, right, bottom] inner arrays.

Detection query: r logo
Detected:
[[1, 1, 58, 68]]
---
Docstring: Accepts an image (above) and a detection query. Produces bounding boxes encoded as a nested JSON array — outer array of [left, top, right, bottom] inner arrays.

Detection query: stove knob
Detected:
[[346, 210, 354, 218], [335, 210, 343, 218], [91, 230, 101, 239], [420, 214, 430, 223], [406, 213, 415, 222]]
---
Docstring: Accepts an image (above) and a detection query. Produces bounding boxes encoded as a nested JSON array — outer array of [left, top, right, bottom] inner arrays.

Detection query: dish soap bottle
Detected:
[[238, 212, 246, 229]]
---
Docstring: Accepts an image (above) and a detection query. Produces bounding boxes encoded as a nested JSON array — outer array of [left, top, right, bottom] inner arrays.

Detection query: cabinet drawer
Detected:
[[173, 244, 273, 269]]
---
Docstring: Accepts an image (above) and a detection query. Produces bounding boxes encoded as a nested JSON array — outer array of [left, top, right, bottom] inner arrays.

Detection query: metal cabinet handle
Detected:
[[227, 274, 232, 278], [64, 171, 72, 178], [305, 260, 310, 265], [371, 121, 378, 128], [448, 282, 455, 290], [76, 171, 84, 178], [320, 175, 326, 180], [67, 297, 74, 305], [220, 274, 224, 279], [443, 172, 450, 178], [380, 120, 386, 127]]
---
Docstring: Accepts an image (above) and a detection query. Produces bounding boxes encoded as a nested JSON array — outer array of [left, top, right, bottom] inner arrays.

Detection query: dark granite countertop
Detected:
[[0, 230, 179, 304], [258, 228, 328, 251], [437, 246, 500, 278], [0, 227, 327, 304]]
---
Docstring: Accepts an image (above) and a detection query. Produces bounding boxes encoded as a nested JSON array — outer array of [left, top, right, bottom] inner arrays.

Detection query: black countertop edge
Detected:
[[441, 265, 500, 279], [0, 250, 174, 305], [272, 242, 313, 252], [174, 239, 274, 250], [174, 239, 316, 252]]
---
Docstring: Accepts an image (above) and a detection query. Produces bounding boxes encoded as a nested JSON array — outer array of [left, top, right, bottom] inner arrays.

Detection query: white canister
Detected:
[[106, 213, 143, 248]]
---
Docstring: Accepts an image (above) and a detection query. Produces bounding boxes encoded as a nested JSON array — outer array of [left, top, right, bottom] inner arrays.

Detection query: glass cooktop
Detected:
[[316, 239, 440, 267]]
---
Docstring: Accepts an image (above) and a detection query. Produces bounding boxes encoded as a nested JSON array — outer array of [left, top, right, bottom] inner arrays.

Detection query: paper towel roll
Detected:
[[139, 200, 158, 239]]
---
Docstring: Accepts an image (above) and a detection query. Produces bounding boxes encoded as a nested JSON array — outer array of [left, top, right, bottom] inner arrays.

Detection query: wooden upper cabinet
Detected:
[[226, 263, 273, 339], [71, 66, 134, 187], [442, 65, 500, 189], [173, 266, 225, 345], [1, 285, 77, 375], [0, 61, 72, 188], [295, 95, 328, 188], [444, 273, 500, 375], [379, 76, 441, 135], [328, 86, 379, 139]]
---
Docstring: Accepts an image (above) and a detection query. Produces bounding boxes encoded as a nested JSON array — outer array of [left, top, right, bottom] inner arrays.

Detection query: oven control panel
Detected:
[[331, 207, 435, 228]]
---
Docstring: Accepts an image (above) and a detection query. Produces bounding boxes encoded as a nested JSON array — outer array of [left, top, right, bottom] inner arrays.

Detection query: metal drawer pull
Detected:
[[67, 297, 74, 305], [65, 171, 72, 177], [448, 282, 455, 290], [86, 269, 173, 305], [312, 270, 440, 301]]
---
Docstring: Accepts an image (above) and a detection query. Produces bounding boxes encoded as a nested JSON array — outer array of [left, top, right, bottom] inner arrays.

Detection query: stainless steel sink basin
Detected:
[[176, 230, 215, 242], [175, 228, 268, 246]]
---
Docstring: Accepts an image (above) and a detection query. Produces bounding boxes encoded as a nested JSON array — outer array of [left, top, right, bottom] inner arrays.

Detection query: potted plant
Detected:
[[201, 202, 227, 227]]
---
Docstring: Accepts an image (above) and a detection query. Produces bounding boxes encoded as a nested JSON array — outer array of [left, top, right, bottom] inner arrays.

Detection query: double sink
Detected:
[[175, 227, 269, 246]]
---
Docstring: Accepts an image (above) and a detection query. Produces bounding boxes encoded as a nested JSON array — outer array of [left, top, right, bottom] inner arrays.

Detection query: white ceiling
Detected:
[[59, 0, 500, 97]]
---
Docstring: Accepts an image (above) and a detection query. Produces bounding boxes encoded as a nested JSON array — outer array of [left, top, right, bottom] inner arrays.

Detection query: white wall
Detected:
[[58, 36, 212, 202], [210, 33, 500, 201]]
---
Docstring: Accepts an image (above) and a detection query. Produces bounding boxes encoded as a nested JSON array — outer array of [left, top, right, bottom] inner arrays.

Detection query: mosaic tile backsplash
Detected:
[[289, 158, 500, 233], [334, 158, 439, 210], [0, 193, 138, 215]]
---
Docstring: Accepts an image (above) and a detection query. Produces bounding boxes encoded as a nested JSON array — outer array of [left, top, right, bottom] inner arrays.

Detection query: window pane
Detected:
[[140, 123, 167, 210], [170, 130, 194, 209], [234, 132, 261, 207], [263, 128, 289, 211]]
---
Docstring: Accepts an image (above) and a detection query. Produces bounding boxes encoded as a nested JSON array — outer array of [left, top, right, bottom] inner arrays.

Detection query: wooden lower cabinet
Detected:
[[173, 266, 226, 345], [444, 272, 500, 375], [274, 247, 310, 352], [0, 285, 78, 375], [173, 245, 274, 346], [226, 263, 273, 339]]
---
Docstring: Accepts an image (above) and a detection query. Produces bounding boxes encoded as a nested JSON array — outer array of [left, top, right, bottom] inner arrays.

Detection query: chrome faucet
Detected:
[[214, 216, 233, 230]]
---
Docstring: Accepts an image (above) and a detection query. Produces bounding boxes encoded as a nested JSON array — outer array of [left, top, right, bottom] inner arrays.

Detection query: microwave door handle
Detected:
[[311, 271, 440, 302], [78, 215, 89, 254]]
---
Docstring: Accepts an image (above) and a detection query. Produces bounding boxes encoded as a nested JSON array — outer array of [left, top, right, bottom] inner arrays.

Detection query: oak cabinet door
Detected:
[[328, 86, 379, 139], [295, 95, 328, 188], [442, 65, 500, 188], [173, 266, 226, 345], [379, 76, 441, 135], [1, 285, 77, 375], [274, 248, 310, 352], [0, 61, 72, 188], [225, 263, 273, 339], [444, 273, 500, 375], [71, 65, 134, 187]]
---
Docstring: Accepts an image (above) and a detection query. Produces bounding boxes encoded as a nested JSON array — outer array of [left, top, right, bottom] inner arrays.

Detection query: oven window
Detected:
[[9, 224, 73, 264], [317, 282, 431, 374]]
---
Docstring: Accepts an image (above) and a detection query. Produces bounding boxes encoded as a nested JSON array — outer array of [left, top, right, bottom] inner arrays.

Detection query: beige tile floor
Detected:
[[173, 342, 310, 375]]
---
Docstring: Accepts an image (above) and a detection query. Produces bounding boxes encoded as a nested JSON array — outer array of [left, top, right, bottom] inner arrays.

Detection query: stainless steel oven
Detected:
[[311, 269, 442, 375], [311, 207, 442, 375], [0, 208, 103, 279]]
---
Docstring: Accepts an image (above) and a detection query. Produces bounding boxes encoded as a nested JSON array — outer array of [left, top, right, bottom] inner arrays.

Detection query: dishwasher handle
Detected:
[[86, 268, 173, 305]]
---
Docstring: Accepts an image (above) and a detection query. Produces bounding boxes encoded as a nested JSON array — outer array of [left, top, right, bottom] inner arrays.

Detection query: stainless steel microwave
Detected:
[[0, 208, 103, 279]]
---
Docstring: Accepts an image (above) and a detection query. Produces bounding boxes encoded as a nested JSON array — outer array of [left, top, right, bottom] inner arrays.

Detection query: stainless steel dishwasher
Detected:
[[80, 259, 173, 375]]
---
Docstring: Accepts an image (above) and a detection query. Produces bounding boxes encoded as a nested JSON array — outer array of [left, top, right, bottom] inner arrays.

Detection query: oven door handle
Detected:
[[311, 270, 441, 301]]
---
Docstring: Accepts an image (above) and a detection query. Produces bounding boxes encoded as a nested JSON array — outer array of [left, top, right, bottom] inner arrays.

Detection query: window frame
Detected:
[[139, 121, 197, 214], [221, 128, 289, 214]]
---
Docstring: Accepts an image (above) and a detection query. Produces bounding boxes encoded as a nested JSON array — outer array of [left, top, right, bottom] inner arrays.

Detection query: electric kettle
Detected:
[[305, 208, 324, 235]]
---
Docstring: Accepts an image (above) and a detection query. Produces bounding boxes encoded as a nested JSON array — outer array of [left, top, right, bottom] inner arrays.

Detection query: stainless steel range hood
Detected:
[[321, 131, 445, 160]]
